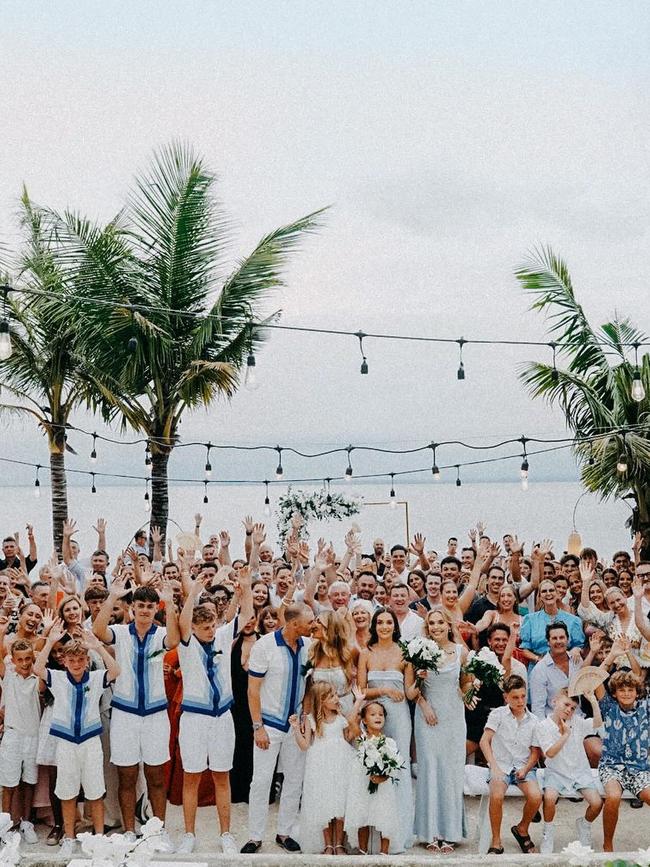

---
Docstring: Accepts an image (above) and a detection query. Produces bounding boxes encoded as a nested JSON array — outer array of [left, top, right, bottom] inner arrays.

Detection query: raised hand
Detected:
[[477, 521, 487, 536], [219, 530, 231, 548], [298, 541, 310, 565], [41, 607, 56, 634], [150, 525, 162, 544], [47, 619, 66, 644], [159, 579, 175, 606], [579, 561, 594, 583], [109, 574, 131, 599], [291, 512, 304, 532], [238, 564, 252, 587], [93, 517, 107, 535], [633, 575, 644, 598], [63, 519, 78, 539], [252, 523, 266, 546], [194, 513, 203, 527], [81, 628, 101, 651], [242, 515, 254, 535], [632, 531, 643, 553], [509, 535, 524, 555], [410, 533, 426, 556]]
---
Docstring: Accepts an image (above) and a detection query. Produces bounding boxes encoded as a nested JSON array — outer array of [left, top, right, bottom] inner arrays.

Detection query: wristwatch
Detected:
[[252, 721, 264, 731]]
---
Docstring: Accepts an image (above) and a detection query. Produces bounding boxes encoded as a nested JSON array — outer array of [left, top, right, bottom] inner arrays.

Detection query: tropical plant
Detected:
[[0, 191, 96, 553], [47, 141, 324, 546], [516, 246, 650, 539]]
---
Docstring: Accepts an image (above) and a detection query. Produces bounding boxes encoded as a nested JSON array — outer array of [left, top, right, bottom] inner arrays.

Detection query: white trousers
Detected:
[[247, 726, 305, 842]]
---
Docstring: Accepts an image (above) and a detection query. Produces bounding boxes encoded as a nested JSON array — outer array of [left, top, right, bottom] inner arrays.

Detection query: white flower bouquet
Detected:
[[399, 635, 443, 688], [356, 734, 405, 794], [463, 647, 504, 704]]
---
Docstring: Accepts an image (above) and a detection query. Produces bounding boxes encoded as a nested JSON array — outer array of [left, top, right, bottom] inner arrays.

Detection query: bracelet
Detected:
[[252, 721, 264, 731], [246, 531, 252, 536]]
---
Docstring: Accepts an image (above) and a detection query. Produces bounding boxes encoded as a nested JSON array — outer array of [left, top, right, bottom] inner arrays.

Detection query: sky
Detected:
[[0, 1, 649, 488]]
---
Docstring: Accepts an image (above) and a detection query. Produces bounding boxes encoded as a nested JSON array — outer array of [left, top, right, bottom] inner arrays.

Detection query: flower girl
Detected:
[[344, 701, 402, 855], [290, 682, 364, 854]]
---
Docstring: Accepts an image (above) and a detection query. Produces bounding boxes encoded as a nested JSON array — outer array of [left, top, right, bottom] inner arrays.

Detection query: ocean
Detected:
[[0, 479, 634, 562]]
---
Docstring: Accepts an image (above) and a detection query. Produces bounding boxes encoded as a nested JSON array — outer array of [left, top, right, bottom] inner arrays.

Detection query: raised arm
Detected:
[[34, 619, 65, 680], [160, 578, 180, 650], [410, 533, 431, 573], [93, 574, 129, 643], [151, 526, 163, 566], [26, 524, 37, 567], [93, 517, 107, 554], [62, 519, 78, 567], [633, 576, 650, 641], [178, 575, 206, 643], [508, 536, 523, 584], [249, 523, 265, 574], [82, 629, 120, 682], [218, 530, 232, 567], [458, 544, 490, 613], [242, 516, 254, 564]]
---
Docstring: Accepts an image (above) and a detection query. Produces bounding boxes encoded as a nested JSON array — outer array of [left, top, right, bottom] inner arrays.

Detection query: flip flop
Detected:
[[426, 840, 440, 851], [487, 847, 504, 854], [439, 841, 455, 854], [511, 826, 535, 854]]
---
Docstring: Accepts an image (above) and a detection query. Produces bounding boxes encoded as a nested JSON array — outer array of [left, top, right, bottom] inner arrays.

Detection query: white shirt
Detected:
[[179, 618, 238, 717], [0, 669, 40, 736], [535, 715, 594, 778], [397, 609, 424, 642], [485, 705, 540, 773], [248, 629, 312, 732]]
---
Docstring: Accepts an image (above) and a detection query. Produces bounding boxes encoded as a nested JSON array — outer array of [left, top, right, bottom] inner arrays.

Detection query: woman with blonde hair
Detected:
[[350, 599, 373, 650], [307, 609, 357, 713]]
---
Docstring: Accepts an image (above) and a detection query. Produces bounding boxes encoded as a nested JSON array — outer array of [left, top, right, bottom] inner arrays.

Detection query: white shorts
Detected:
[[109, 708, 170, 767], [0, 728, 38, 786], [54, 737, 105, 801], [179, 710, 235, 773]]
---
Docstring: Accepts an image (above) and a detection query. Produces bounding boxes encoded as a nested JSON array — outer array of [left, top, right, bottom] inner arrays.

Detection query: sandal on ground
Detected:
[[511, 825, 535, 854], [322, 845, 334, 855], [334, 845, 346, 855], [487, 846, 504, 854], [439, 841, 456, 854]]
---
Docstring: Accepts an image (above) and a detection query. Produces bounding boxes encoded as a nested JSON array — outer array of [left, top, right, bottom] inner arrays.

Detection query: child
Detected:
[[536, 688, 603, 853], [343, 701, 401, 855], [0, 628, 43, 845], [480, 674, 542, 855], [33, 620, 120, 859], [290, 681, 363, 854], [595, 668, 650, 852]]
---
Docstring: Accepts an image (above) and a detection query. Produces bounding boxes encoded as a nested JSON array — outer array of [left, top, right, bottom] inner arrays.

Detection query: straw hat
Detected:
[[568, 665, 608, 697]]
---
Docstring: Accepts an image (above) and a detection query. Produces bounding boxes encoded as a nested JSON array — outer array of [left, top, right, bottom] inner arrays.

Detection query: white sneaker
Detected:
[[576, 816, 592, 847], [124, 831, 138, 844], [157, 828, 175, 853], [539, 829, 554, 855], [221, 832, 238, 854], [177, 832, 196, 855], [60, 837, 76, 859], [20, 820, 38, 844]]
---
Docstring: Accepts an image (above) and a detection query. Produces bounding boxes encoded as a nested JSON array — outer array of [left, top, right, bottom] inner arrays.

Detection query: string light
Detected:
[[389, 473, 397, 509], [325, 477, 332, 504], [356, 331, 368, 375], [91, 472, 97, 494], [616, 432, 628, 474], [244, 323, 258, 391], [631, 343, 646, 403], [263, 480, 271, 517], [275, 446, 284, 480], [520, 436, 529, 481], [145, 443, 152, 475], [549, 342, 559, 384], [90, 432, 98, 464], [345, 446, 354, 481], [430, 443, 440, 480], [204, 443, 213, 478], [455, 465, 462, 487], [33, 464, 41, 498], [457, 338, 466, 381], [203, 480, 209, 504], [588, 442, 595, 466], [144, 479, 150, 511], [0, 285, 12, 361]]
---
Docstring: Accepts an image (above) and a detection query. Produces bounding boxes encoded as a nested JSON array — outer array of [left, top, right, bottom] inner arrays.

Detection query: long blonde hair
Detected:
[[309, 681, 340, 738], [309, 608, 355, 682]]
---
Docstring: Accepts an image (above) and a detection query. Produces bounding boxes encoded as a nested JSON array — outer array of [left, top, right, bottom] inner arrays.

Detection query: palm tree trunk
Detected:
[[49, 448, 68, 556], [150, 449, 170, 551]]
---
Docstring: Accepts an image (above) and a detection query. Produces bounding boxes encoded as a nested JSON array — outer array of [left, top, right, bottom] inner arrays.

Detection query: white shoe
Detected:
[[60, 837, 76, 859], [20, 820, 38, 844], [177, 833, 196, 855], [221, 832, 238, 854], [157, 828, 175, 853], [539, 830, 554, 855], [576, 816, 592, 847], [123, 831, 138, 845]]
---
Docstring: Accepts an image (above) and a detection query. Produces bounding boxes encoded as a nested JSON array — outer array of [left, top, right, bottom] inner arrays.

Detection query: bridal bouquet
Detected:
[[356, 734, 405, 794], [463, 647, 505, 704], [399, 635, 443, 688]]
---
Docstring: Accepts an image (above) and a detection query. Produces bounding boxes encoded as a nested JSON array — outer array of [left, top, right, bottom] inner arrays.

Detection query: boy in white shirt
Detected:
[[0, 635, 42, 845], [34, 622, 120, 860], [536, 688, 603, 853], [175, 568, 253, 855], [480, 674, 542, 855]]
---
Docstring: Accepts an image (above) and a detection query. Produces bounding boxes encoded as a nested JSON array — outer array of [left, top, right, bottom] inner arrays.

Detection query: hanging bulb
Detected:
[[356, 331, 369, 375], [632, 369, 646, 402], [34, 471, 41, 499], [145, 444, 152, 475], [360, 356, 368, 375], [520, 458, 529, 479], [617, 454, 628, 474], [549, 341, 559, 383], [432, 465, 441, 480], [275, 447, 284, 480], [430, 443, 440, 479], [205, 444, 213, 478], [457, 338, 466, 380], [90, 433, 97, 464], [144, 490, 150, 511], [0, 287, 12, 361], [455, 466, 462, 487], [521, 477, 529, 491], [263, 497, 271, 517], [389, 475, 397, 510], [91, 473, 97, 494], [244, 353, 259, 391], [345, 446, 354, 481], [325, 478, 332, 504], [127, 336, 138, 354], [588, 442, 595, 466]]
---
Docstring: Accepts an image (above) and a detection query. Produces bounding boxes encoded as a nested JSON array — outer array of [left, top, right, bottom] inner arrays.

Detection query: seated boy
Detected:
[[595, 668, 650, 852], [536, 688, 602, 853], [34, 620, 119, 859], [480, 674, 542, 854]]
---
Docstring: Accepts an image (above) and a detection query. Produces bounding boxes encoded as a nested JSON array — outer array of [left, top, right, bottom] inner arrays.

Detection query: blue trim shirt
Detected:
[[46, 669, 109, 744], [179, 617, 238, 718], [108, 623, 168, 716], [248, 629, 312, 732]]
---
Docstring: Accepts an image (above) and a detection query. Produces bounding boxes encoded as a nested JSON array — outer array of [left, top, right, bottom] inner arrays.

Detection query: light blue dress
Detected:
[[366, 669, 414, 853], [414, 645, 467, 845]]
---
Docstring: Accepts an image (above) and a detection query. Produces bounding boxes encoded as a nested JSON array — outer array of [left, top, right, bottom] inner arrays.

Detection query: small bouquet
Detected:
[[399, 635, 443, 688], [463, 647, 504, 704], [356, 734, 405, 794]]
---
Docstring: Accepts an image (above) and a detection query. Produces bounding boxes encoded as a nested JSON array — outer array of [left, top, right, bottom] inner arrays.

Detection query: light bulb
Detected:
[[144, 491, 150, 511], [0, 320, 11, 360], [432, 465, 440, 480], [345, 466, 353, 482], [521, 477, 529, 491], [34, 479, 40, 499], [520, 459, 529, 479], [457, 362, 465, 381], [617, 456, 628, 473], [632, 370, 646, 402], [456, 476, 462, 488], [127, 336, 138, 354], [360, 357, 368, 375], [203, 494, 208, 504], [91, 483, 97, 494], [90, 449, 97, 464], [205, 462, 212, 478], [275, 464, 284, 480], [389, 491, 397, 510], [245, 354, 259, 391], [264, 498, 271, 517]]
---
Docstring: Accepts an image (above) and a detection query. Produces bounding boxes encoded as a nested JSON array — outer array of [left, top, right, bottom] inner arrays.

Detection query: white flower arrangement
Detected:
[[398, 635, 444, 688], [276, 487, 360, 542], [463, 647, 505, 703], [75, 817, 165, 867], [356, 733, 404, 793], [561, 840, 594, 866]]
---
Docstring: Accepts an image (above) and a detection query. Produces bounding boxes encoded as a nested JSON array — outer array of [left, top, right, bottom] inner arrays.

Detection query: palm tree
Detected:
[[49, 141, 324, 546], [515, 246, 650, 540], [0, 191, 96, 554]]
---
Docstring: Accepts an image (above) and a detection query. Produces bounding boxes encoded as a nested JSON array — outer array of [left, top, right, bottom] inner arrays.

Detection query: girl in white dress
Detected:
[[291, 682, 364, 854], [344, 700, 401, 855]]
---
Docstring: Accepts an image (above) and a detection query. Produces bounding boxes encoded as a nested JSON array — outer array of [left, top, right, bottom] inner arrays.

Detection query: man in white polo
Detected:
[[241, 604, 315, 854]]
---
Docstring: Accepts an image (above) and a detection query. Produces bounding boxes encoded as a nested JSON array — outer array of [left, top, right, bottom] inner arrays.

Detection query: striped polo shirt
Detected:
[[179, 617, 238, 717], [248, 629, 312, 732], [46, 668, 109, 744], [108, 622, 168, 716]]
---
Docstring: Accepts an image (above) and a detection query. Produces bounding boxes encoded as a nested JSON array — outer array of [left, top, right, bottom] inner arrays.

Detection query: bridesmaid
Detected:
[[230, 615, 259, 803], [407, 608, 473, 853], [357, 607, 415, 853], [307, 609, 357, 714]]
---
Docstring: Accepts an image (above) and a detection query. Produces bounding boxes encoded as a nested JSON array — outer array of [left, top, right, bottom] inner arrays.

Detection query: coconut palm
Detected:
[[49, 141, 324, 545], [516, 245, 650, 538], [0, 191, 97, 553]]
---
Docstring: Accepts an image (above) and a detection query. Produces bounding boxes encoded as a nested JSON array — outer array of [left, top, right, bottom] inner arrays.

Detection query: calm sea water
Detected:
[[0, 480, 634, 561]]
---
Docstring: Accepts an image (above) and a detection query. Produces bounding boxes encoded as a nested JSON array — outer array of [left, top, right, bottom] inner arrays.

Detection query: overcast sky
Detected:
[[1, 1, 649, 487]]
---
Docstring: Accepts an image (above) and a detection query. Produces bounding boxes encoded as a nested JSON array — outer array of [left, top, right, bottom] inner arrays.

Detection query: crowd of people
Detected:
[[0, 513, 649, 858]]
